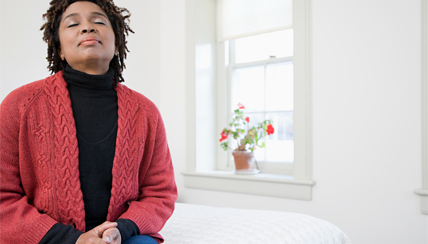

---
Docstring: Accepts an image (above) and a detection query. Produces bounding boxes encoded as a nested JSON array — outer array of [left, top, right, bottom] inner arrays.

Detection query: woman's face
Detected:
[[58, 1, 116, 74]]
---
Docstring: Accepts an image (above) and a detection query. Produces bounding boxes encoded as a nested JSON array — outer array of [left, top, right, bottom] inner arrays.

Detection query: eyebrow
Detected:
[[63, 12, 108, 22]]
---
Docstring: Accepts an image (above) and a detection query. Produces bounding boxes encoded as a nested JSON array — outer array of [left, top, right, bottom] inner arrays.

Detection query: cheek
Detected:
[[106, 36, 116, 55], [109, 33, 116, 51], [58, 33, 72, 53], [105, 28, 116, 50]]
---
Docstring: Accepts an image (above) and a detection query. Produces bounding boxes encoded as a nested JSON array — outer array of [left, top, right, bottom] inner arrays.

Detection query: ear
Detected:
[[58, 48, 65, 61]]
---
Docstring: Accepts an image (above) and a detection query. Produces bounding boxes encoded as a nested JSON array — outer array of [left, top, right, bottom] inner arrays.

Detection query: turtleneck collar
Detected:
[[63, 64, 115, 90]]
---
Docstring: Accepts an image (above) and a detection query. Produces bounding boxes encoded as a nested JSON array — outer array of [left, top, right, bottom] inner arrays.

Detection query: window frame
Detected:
[[183, 0, 314, 200], [414, 0, 428, 214], [219, 43, 295, 175]]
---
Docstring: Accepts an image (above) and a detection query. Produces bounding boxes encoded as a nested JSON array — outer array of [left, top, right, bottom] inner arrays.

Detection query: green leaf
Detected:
[[220, 142, 229, 151]]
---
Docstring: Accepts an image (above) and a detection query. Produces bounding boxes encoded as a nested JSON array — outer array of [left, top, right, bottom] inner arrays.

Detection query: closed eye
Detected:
[[95, 21, 106, 25], [67, 23, 78, 28]]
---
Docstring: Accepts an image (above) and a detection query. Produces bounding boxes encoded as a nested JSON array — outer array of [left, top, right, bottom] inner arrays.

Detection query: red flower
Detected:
[[238, 103, 245, 109], [245, 117, 250, 123], [219, 130, 229, 142], [266, 124, 274, 135]]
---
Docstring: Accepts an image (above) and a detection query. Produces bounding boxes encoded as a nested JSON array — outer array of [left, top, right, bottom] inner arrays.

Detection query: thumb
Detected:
[[92, 221, 118, 237], [103, 235, 112, 243]]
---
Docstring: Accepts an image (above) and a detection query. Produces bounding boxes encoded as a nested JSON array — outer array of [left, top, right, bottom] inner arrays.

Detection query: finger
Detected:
[[76, 233, 107, 244], [94, 238, 108, 244], [102, 230, 113, 243], [102, 228, 121, 243], [103, 235, 112, 243], [92, 221, 118, 237]]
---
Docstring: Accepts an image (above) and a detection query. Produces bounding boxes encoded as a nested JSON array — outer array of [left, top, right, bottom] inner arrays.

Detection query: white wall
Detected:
[[1, 0, 427, 244], [0, 0, 51, 100]]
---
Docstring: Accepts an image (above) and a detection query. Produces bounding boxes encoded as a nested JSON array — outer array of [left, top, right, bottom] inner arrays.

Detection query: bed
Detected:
[[159, 203, 351, 244]]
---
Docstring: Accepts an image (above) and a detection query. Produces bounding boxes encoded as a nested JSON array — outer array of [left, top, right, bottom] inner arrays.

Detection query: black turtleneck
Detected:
[[64, 64, 118, 143], [65, 64, 118, 231], [40, 65, 139, 244]]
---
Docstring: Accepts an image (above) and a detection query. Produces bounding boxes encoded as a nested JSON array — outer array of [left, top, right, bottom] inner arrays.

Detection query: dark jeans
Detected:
[[123, 235, 158, 244]]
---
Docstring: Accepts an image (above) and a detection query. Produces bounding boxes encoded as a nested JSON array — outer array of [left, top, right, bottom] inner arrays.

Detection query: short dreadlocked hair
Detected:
[[40, 0, 133, 84]]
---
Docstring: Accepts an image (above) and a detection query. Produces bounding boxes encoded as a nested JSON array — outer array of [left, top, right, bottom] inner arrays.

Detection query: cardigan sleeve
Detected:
[[116, 218, 140, 242], [39, 223, 83, 244], [117, 105, 177, 243], [0, 91, 58, 244]]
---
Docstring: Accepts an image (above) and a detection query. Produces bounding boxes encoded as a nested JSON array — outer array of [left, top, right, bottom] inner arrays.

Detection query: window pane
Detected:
[[231, 65, 264, 112], [235, 29, 293, 63], [243, 112, 265, 130], [266, 62, 294, 111], [254, 145, 266, 163], [266, 112, 294, 163]]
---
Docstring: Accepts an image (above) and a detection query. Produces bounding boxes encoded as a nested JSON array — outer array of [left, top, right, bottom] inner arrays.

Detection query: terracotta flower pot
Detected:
[[232, 150, 255, 170]]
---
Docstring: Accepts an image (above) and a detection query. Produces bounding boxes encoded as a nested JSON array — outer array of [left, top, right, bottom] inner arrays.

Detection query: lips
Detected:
[[79, 37, 101, 46]]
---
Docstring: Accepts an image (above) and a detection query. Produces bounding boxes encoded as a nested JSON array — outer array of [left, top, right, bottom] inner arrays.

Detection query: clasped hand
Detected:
[[76, 221, 121, 244]]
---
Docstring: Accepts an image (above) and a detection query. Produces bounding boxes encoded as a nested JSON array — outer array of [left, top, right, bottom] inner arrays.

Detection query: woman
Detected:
[[0, 0, 177, 243]]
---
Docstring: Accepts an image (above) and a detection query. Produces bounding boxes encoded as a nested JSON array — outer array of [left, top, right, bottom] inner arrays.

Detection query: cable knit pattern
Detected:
[[0, 72, 177, 244], [107, 84, 138, 220], [32, 119, 51, 215], [44, 73, 86, 230]]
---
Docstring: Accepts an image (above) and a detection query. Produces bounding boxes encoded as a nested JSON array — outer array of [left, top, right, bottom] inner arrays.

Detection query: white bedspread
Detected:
[[160, 203, 351, 244]]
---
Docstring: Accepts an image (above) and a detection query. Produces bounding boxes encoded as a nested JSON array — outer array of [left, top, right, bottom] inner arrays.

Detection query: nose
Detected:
[[80, 22, 97, 34], [81, 28, 96, 34]]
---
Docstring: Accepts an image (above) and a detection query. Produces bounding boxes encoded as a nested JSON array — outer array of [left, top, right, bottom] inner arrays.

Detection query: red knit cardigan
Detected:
[[0, 72, 178, 244]]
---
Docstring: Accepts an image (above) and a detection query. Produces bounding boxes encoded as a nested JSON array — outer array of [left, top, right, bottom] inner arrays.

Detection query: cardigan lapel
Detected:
[[44, 72, 86, 231], [107, 83, 140, 221]]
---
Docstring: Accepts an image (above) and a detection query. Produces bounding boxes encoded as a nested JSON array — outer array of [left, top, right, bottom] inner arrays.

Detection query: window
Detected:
[[183, 0, 314, 200], [220, 30, 294, 175]]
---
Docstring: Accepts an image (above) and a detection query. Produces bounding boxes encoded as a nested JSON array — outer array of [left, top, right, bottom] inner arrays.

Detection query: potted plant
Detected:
[[219, 103, 275, 174]]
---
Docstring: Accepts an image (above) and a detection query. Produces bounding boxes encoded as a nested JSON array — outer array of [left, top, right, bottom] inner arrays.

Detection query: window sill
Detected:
[[182, 170, 316, 200]]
